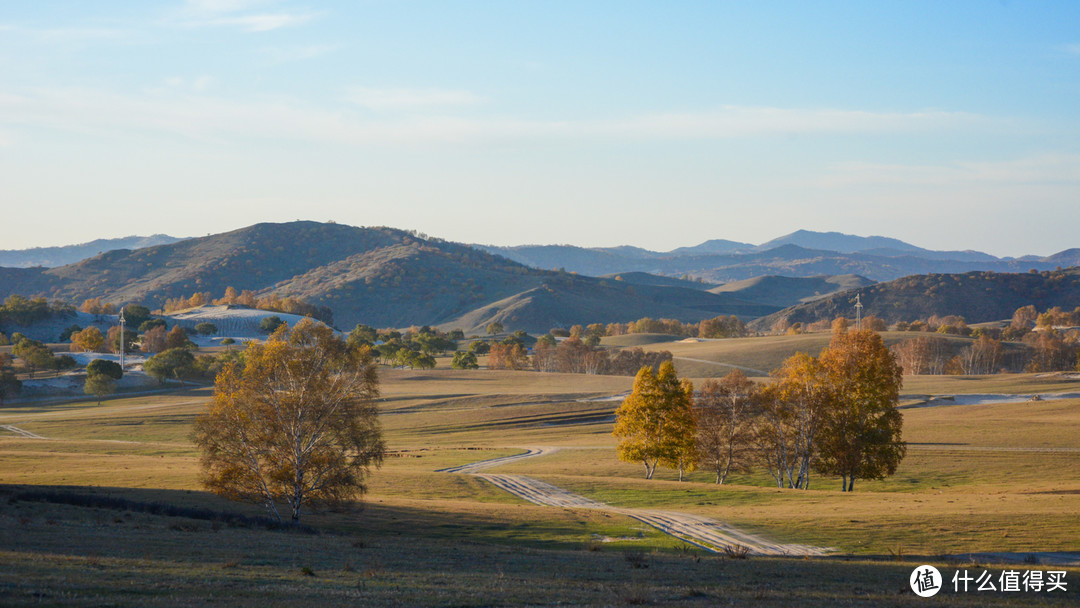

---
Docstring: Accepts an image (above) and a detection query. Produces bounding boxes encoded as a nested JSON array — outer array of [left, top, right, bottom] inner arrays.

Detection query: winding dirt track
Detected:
[[438, 448, 830, 556], [0, 425, 47, 439]]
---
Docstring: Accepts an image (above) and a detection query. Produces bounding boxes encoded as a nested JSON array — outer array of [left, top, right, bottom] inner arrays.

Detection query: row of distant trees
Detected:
[[773, 305, 1080, 340], [888, 305, 1080, 374], [159, 288, 334, 325], [614, 329, 905, 492], [891, 332, 1080, 374], [562, 315, 748, 340]]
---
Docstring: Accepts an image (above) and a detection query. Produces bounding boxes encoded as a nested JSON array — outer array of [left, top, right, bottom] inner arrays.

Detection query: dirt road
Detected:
[[438, 447, 830, 556], [0, 425, 47, 439]]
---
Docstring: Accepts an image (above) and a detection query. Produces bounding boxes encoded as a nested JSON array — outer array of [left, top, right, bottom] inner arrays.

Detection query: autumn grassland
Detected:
[[2, 337, 1080, 605]]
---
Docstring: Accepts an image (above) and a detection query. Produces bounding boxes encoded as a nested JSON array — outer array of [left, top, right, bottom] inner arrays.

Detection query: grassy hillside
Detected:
[[610, 331, 987, 377], [599, 271, 716, 289], [709, 274, 874, 307], [39, 222, 411, 306], [267, 240, 545, 329], [752, 267, 1080, 329], [0, 221, 776, 333], [442, 276, 776, 334]]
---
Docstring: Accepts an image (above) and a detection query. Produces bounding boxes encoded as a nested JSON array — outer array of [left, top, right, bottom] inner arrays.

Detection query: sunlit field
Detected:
[[2, 354, 1079, 606]]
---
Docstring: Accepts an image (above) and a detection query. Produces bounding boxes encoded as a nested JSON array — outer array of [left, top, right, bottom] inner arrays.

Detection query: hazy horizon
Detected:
[[1, 222, 1070, 260]]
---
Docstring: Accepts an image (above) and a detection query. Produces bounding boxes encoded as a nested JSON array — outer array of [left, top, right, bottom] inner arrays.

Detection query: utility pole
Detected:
[[854, 293, 863, 331], [118, 307, 126, 369]]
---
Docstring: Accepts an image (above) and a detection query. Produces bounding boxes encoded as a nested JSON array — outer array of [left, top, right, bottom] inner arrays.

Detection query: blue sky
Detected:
[[1, 1, 1078, 256]]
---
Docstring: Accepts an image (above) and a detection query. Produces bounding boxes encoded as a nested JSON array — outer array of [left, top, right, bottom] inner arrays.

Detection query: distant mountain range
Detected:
[[1, 223, 1078, 333], [0, 235, 183, 268], [5, 228, 1073, 282], [476, 230, 1075, 282]]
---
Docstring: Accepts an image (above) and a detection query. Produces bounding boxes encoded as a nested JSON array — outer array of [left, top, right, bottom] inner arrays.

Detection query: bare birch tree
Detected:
[[694, 371, 758, 484]]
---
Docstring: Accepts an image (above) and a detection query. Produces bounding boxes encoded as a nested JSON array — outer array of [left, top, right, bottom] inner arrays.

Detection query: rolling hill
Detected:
[[598, 271, 715, 290], [0, 222, 770, 333], [750, 268, 1080, 330], [708, 274, 874, 308], [440, 277, 776, 335], [4, 223, 1078, 334]]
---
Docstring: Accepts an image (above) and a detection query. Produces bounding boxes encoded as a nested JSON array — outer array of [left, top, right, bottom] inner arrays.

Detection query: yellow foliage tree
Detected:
[[192, 320, 385, 523], [613, 361, 695, 480], [815, 329, 905, 492], [70, 326, 105, 353]]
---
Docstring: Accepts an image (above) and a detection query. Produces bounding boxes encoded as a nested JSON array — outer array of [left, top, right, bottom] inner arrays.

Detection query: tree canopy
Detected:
[[613, 361, 695, 480], [144, 348, 195, 384], [814, 329, 905, 491], [192, 319, 385, 523], [86, 359, 123, 380]]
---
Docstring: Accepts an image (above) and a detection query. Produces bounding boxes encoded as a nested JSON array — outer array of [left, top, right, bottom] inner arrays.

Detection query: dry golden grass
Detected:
[[2, 364, 1080, 605], [611, 331, 988, 378], [9, 491, 1070, 607]]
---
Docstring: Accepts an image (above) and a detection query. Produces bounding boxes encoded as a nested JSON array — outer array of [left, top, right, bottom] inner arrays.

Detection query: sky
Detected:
[[1, 1, 1079, 256]]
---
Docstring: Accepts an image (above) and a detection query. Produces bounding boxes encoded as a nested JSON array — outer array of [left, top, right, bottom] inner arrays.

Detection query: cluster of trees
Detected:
[[0, 295, 75, 327], [892, 306, 1080, 341], [79, 298, 117, 316], [1030, 305, 1080, 330], [894, 314, 973, 336], [772, 315, 887, 335], [193, 319, 384, 523], [84, 359, 123, 404], [614, 329, 906, 492], [487, 341, 530, 371], [69, 323, 195, 355], [8, 335, 76, 379], [351, 324, 461, 370], [160, 288, 334, 325], [888, 304, 1080, 374], [890, 335, 1009, 375], [1021, 330, 1080, 373], [465, 329, 673, 376], [601, 315, 748, 339], [532, 337, 673, 376]]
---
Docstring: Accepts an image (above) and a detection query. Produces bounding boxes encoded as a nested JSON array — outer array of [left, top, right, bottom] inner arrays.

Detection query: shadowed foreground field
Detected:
[[1, 369, 1079, 606]]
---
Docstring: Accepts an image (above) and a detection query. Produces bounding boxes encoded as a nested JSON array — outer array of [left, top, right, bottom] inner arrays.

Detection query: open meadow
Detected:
[[2, 348, 1079, 605]]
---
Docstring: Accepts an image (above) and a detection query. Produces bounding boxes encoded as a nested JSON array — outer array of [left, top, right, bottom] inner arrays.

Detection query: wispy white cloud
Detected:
[[815, 155, 1080, 188], [171, 0, 319, 32], [0, 86, 998, 147], [1063, 43, 1080, 55], [345, 87, 487, 110], [194, 13, 317, 32]]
